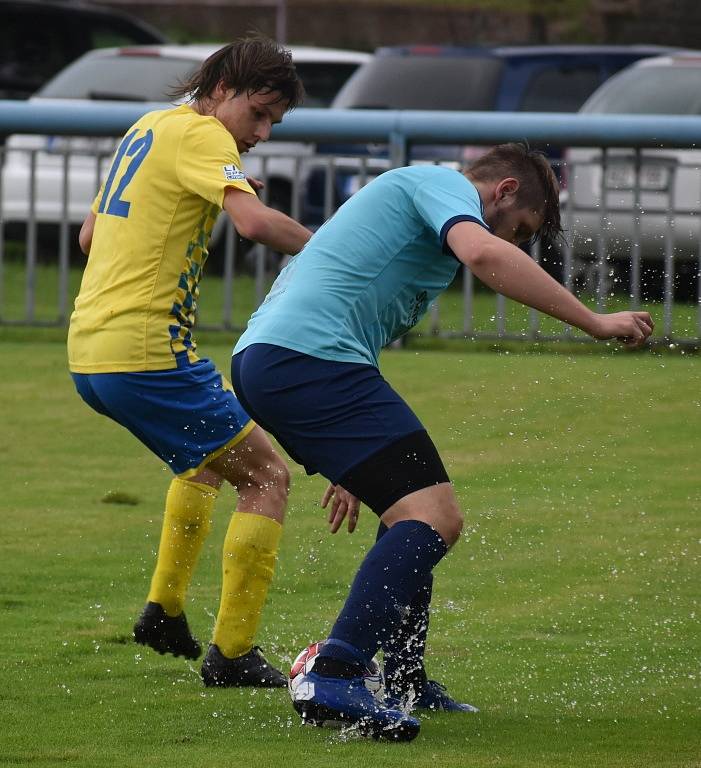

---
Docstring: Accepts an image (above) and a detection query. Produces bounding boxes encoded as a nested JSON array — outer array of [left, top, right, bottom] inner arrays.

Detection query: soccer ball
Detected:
[[288, 640, 384, 703]]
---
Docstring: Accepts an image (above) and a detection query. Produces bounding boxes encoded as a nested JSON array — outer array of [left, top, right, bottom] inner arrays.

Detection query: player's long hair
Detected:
[[171, 35, 304, 109], [465, 142, 563, 249]]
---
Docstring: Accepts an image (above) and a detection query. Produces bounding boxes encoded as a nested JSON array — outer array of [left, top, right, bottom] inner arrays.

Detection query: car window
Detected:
[[0, 12, 76, 98], [38, 55, 200, 101], [0, 2, 167, 100], [582, 65, 701, 115], [86, 21, 162, 50], [332, 56, 504, 110], [294, 62, 364, 108], [519, 65, 603, 112]]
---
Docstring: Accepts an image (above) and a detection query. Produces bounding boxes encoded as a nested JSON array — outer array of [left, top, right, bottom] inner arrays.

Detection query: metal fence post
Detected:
[[1, 102, 700, 346], [389, 131, 407, 169], [25, 149, 37, 323], [58, 151, 70, 323], [630, 148, 642, 309], [663, 163, 678, 338]]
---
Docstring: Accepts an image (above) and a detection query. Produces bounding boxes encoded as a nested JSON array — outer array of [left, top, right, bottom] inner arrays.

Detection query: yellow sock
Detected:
[[147, 477, 217, 617], [212, 512, 282, 659]]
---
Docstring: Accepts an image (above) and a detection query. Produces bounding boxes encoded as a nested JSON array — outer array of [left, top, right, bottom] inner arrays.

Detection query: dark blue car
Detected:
[[302, 44, 678, 227]]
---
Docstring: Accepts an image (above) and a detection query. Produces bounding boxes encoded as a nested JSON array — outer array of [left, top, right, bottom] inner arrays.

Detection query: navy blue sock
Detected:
[[318, 519, 447, 668], [375, 522, 433, 694]]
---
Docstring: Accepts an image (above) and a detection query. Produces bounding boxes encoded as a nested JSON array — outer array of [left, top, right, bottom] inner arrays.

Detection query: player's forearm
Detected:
[[466, 242, 599, 336], [247, 208, 312, 255], [224, 189, 312, 255]]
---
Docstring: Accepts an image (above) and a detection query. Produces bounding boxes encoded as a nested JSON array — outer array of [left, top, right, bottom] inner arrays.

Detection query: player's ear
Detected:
[[213, 78, 230, 100], [496, 177, 520, 203]]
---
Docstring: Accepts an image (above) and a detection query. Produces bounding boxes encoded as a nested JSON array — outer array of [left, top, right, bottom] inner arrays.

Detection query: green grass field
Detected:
[[2, 336, 699, 766]]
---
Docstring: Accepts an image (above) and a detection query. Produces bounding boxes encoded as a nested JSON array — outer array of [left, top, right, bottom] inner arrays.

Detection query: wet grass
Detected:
[[1, 338, 699, 767]]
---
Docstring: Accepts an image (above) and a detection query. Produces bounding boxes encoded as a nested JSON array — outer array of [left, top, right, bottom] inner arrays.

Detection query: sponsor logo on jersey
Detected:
[[408, 290, 428, 328], [222, 165, 246, 181]]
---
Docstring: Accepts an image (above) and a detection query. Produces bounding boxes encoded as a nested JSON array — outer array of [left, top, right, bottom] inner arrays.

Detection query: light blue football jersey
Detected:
[[234, 165, 489, 368]]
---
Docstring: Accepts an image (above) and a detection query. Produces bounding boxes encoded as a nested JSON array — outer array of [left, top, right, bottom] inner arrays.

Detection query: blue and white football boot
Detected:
[[386, 680, 479, 714], [413, 680, 479, 713], [291, 670, 421, 741]]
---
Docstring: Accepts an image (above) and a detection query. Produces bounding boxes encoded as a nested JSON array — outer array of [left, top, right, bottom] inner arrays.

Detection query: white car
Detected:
[[0, 43, 370, 240], [563, 53, 701, 296]]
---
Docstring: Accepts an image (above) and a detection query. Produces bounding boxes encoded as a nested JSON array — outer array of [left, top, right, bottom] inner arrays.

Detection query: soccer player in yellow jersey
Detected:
[[67, 37, 312, 687]]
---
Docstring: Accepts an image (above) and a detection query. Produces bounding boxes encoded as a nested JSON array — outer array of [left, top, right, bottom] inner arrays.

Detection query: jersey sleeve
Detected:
[[176, 118, 255, 207], [413, 169, 490, 254], [90, 183, 105, 215]]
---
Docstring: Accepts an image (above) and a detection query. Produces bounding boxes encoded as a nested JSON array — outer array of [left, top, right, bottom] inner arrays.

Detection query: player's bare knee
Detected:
[[237, 453, 290, 508], [439, 507, 464, 547], [266, 452, 291, 499]]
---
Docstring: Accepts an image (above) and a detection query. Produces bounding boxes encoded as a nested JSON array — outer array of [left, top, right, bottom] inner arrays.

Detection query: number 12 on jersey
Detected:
[[98, 128, 154, 218]]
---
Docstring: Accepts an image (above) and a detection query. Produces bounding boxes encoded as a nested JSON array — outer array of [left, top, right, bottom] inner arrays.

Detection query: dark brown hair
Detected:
[[465, 142, 563, 248], [171, 35, 304, 109]]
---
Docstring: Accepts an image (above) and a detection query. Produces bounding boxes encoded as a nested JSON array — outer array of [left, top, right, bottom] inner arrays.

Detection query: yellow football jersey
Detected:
[[68, 104, 254, 373]]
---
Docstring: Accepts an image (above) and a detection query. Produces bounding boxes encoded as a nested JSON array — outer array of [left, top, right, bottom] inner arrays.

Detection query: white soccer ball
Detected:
[[288, 640, 384, 702]]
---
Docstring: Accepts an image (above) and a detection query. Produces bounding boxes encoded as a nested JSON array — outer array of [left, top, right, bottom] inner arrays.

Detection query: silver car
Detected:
[[563, 53, 701, 296], [0, 43, 369, 239]]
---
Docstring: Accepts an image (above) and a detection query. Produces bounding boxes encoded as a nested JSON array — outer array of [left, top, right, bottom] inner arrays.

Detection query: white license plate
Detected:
[[44, 136, 118, 155], [604, 163, 671, 191]]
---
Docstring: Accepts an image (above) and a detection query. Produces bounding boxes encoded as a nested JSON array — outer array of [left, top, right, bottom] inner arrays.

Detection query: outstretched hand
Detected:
[[246, 175, 265, 193], [591, 311, 654, 349], [321, 483, 361, 534]]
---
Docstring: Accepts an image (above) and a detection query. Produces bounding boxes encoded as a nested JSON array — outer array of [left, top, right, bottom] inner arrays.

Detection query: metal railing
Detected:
[[1, 100, 700, 346]]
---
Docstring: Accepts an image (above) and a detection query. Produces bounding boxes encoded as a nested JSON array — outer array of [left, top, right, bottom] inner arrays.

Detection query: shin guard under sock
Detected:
[[212, 512, 282, 659], [319, 520, 447, 667], [375, 522, 432, 693], [147, 478, 216, 616]]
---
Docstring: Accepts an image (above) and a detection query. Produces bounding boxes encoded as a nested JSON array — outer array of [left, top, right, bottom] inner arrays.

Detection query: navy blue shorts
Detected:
[[231, 343, 425, 483], [71, 353, 254, 477]]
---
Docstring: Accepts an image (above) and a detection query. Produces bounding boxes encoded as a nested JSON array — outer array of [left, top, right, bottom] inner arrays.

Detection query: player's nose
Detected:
[[260, 120, 273, 142]]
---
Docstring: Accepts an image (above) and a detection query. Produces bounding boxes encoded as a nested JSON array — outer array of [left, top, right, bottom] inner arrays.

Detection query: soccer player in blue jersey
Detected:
[[232, 143, 654, 740], [68, 38, 312, 687]]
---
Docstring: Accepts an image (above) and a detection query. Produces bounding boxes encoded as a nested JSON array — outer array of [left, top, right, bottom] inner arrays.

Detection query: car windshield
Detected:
[[518, 64, 603, 112], [332, 56, 504, 110], [582, 64, 701, 115], [37, 54, 200, 101], [295, 62, 364, 108]]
